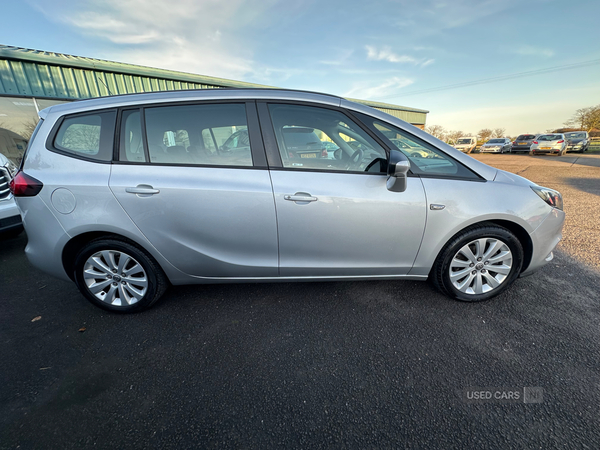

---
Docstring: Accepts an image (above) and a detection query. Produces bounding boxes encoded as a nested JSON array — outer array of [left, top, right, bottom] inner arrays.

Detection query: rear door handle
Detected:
[[126, 185, 160, 196], [284, 192, 318, 203]]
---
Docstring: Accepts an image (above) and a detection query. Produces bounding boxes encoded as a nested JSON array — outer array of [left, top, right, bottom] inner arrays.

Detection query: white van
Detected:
[[454, 137, 477, 153]]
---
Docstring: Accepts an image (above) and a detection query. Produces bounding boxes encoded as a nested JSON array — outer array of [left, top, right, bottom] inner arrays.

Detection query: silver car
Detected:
[[479, 138, 512, 154], [530, 134, 567, 156], [0, 152, 22, 238], [11, 89, 565, 312]]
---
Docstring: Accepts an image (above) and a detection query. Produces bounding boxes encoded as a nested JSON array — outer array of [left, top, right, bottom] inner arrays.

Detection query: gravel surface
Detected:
[[1, 153, 598, 449]]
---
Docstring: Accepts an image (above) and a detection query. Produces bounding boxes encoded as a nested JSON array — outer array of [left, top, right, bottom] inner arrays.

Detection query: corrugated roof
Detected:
[[0, 44, 428, 120]]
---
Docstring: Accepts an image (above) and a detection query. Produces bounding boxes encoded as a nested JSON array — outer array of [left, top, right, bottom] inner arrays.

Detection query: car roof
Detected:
[[39, 88, 344, 118]]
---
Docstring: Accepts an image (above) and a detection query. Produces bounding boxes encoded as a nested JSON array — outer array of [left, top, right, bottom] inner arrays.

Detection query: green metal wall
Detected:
[[0, 45, 428, 125]]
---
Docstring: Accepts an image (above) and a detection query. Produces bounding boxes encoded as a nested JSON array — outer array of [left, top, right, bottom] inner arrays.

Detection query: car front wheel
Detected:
[[74, 238, 168, 312], [431, 224, 524, 302]]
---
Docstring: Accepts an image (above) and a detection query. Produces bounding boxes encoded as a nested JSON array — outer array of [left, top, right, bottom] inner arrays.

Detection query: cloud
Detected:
[[31, 0, 282, 81], [514, 45, 555, 58], [366, 46, 417, 64], [344, 77, 414, 99], [365, 46, 434, 67]]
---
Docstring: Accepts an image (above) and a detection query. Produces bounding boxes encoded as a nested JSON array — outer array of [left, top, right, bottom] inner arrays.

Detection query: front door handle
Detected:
[[125, 185, 160, 196], [284, 192, 318, 203]]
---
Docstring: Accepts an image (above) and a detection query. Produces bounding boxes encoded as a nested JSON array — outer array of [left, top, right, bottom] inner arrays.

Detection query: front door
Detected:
[[261, 102, 427, 277]]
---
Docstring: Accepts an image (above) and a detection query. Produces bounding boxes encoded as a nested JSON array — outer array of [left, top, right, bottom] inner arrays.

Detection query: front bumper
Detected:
[[520, 208, 565, 277], [480, 147, 502, 153]]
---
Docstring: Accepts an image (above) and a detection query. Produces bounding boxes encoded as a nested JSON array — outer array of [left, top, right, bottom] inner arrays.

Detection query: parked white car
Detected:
[[0, 152, 23, 237], [454, 137, 477, 153], [530, 134, 567, 156]]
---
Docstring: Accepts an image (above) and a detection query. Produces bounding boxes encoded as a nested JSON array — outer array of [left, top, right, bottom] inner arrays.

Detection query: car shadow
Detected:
[[565, 177, 600, 197]]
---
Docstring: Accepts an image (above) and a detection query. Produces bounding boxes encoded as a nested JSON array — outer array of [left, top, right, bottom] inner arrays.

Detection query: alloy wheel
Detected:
[[83, 250, 148, 306], [448, 237, 513, 295]]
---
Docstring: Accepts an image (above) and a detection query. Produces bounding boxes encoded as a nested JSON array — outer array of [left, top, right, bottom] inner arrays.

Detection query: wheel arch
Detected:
[[62, 231, 168, 282], [428, 219, 533, 276]]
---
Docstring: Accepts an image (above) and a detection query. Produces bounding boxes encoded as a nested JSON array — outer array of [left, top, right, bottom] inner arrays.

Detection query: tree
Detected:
[[446, 130, 464, 144], [478, 128, 493, 143], [20, 118, 40, 141], [564, 105, 600, 131], [492, 128, 506, 138], [425, 124, 446, 140]]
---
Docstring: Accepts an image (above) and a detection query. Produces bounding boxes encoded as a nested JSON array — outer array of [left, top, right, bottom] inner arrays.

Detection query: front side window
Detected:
[[143, 103, 252, 166], [360, 115, 479, 178], [268, 104, 387, 173], [54, 111, 116, 161]]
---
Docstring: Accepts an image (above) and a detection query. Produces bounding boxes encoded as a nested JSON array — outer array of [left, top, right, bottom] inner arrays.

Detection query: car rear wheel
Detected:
[[74, 238, 168, 312], [431, 224, 523, 302]]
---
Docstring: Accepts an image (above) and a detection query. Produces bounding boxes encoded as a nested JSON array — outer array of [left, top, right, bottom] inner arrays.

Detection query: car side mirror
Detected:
[[387, 149, 410, 193]]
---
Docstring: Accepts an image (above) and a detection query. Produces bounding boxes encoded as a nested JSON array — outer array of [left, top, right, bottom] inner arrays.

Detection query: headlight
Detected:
[[531, 186, 563, 211]]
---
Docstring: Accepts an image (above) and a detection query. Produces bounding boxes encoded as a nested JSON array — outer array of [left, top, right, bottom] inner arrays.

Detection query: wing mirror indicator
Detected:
[[387, 149, 410, 193]]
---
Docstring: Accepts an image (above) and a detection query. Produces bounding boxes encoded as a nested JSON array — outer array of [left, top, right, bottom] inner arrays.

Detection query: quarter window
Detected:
[[360, 115, 479, 178], [54, 111, 116, 161]]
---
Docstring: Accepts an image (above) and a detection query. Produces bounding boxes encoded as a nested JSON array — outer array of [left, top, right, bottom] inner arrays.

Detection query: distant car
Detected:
[[564, 131, 589, 153], [282, 127, 327, 159], [530, 134, 567, 156], [0, 152, 23, 238], [454, 137, 477, 153], [390, 138, 433, 158], [511, 134, 537, 153], [479, 138, 512, 154]]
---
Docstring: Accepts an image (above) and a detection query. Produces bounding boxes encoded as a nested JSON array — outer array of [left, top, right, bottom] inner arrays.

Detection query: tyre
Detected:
[[73, 238, 168, 313], [431, 224, 524, 302]]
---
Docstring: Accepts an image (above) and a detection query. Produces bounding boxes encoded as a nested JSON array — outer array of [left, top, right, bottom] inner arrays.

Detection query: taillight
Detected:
[[9, 171, 43, 197], [321, 149, 328, 157], [557, 140, 564, 144], [533, 141, 538, 144]]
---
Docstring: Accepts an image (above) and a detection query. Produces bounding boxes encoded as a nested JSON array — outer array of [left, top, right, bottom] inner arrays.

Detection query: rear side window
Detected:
[[142, 103, 253, 166], [53, 111, 116, 161]]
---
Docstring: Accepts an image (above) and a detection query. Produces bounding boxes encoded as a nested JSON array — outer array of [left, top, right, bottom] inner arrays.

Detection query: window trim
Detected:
[[256, 100, 399, 176], [46, 108, 117, 164], [117, 99, 267, 169]]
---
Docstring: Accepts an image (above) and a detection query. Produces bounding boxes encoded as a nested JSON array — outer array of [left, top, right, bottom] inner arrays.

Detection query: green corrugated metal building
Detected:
[[0, 44, 428, 161]]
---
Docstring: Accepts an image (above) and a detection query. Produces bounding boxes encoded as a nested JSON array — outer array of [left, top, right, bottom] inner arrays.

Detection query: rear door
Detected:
[[109, 101, 278, 278]]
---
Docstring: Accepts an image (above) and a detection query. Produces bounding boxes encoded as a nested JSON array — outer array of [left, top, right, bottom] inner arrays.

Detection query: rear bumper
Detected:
[[520, 208, 565, 277], [17, 196, 72, 281], [511, 146, 531, 151], [531, 148, 561, 154]]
